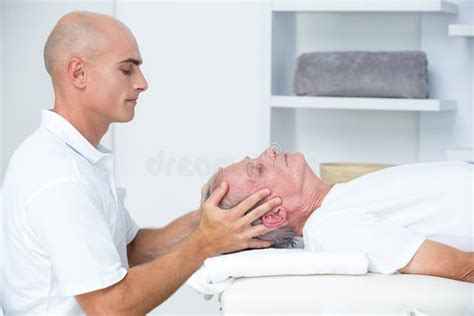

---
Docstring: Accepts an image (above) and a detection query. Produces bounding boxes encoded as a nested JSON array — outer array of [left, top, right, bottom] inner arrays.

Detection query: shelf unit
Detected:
[[269, 0, 463, 163], [448, 24, 474, 37], [270, 0, 459, 113], [272, 0, 458, 14], [271, 96, 456, 112]]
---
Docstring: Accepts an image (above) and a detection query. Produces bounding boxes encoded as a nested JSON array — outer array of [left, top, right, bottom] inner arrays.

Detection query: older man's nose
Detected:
[[267, 147, 277, 156], [259, 147, 275, 160]]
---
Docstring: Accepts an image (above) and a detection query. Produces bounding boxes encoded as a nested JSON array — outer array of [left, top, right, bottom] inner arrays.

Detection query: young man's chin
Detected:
[[116, 106, 136, 122], [119, 113, 135, 123]]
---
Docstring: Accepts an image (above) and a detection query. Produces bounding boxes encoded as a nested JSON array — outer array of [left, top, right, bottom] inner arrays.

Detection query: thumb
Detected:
[[205, 181, 228, 206]]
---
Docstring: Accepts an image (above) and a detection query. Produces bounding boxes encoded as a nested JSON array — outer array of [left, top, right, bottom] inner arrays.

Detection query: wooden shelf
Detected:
[[271, 96, 457, 112], [448, 24, 474, 37], [272, 0, 458, 14]]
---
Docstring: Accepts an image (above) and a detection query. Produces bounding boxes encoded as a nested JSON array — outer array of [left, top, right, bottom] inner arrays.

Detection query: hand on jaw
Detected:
[[195, 181, 285, 256]]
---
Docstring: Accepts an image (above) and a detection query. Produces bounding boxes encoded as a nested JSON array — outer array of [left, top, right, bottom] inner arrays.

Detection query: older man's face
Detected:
[[215, 148, 312, 216]]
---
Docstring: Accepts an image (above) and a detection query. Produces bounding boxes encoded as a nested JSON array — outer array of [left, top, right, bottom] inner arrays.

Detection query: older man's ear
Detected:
[[261, 207, 288, 228]]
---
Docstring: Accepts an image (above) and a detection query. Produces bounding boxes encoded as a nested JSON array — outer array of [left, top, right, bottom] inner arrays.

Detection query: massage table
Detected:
[[219, 273, 473, 315]]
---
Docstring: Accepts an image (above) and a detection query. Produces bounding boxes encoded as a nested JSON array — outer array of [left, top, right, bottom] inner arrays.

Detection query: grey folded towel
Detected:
[[294, 51, 429, 98]]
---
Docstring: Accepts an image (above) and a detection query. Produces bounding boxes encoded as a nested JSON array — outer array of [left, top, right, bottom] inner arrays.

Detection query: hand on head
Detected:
[[196, 148, 332, 249], [196, 181, 286, 256]]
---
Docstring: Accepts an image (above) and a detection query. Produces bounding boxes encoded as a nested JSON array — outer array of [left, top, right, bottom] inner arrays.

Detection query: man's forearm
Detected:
[[458, 252, 474, 282], [127, 210, 201, 266], [78, 229, 215, 314], [399, 240, 474, 283]]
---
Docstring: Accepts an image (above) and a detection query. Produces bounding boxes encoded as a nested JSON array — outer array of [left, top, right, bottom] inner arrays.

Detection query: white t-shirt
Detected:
[[2, 110, 140, 314], [303, 161, 473, 275]]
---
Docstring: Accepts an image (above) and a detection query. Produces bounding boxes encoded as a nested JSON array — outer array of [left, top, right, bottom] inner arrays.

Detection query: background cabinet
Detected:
[[269, 0, 473, 172]]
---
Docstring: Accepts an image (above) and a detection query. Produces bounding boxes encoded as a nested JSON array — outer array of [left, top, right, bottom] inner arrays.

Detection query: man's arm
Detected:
[[76, 182, 285, 314], [127, 210, 201, 267], [398, 239, 474, 282], [79, 229, 214, 315]]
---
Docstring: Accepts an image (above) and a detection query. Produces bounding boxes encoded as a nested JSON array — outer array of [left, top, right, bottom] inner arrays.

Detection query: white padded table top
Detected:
[[219, 273, 473, 315]]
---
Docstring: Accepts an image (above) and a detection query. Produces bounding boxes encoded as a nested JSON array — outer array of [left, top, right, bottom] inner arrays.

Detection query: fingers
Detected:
[[246, 239, 273, 249], [204, 181, 228, 206], [232, 188, 271, 217], [242, 197, 281, 223], [244, 222, 287, 239]]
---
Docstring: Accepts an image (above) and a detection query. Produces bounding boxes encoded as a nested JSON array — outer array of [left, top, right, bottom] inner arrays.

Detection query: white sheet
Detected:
[[220, 273, 474, 315], [186, 248, 368, 298]]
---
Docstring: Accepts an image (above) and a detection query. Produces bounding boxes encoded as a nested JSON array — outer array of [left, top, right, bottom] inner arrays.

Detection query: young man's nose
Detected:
[[134, 69, 149, 92]]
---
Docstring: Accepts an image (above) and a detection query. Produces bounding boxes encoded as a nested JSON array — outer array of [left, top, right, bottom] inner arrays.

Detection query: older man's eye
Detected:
[[256, 163, 266, 175]]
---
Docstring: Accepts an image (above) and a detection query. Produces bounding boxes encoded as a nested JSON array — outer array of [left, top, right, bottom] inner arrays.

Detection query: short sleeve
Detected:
[[303, 210, 426, 275], [25, 182, 127, 296], [116, 187, 140, 244]]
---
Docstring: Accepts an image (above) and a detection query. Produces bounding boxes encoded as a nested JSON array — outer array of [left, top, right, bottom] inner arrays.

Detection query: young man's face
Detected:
[[85, 26, 148, 124]]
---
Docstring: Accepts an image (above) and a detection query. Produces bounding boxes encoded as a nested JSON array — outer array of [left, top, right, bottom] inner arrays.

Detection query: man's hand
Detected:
[[398, 240, 474, 283], [195, 181, 285, 256], [77, 182, 284, 314]]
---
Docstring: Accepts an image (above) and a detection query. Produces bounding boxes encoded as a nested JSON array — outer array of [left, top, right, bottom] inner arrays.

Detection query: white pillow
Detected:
[[187, 248, 368, 297]]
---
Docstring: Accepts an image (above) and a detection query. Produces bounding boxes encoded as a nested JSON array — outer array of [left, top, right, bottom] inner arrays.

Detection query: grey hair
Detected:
[[201, 172, 297, 248]]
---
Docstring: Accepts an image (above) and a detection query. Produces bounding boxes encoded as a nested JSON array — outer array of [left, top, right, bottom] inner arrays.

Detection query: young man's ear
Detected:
[[261, 207, 288, 228], [67, 57, 87, 89]]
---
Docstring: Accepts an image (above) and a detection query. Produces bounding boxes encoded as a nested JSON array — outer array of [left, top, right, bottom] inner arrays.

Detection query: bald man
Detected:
[[2, 11, 282, 314]]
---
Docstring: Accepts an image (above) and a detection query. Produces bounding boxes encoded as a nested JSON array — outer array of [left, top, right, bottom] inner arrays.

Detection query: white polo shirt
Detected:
[[2, 109, 140, 314]]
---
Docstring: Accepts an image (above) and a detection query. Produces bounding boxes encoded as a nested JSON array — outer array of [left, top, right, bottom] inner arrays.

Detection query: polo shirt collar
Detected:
[[40, 109, 111, 164]]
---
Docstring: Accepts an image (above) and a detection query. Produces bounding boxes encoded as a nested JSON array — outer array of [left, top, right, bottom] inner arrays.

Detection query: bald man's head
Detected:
[[43, 11, 147, 126], [43, 11, 128, 78]]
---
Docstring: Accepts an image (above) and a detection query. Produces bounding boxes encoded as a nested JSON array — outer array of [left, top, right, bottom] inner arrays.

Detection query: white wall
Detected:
[[1, 0, 4, 180], [113, 1, 271, 313], [419, 0, 474, 161], [0, 2, 3, 313]]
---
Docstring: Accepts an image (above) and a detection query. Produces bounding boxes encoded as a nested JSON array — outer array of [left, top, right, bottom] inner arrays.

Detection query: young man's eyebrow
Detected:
[[118, 58, 142, 66]]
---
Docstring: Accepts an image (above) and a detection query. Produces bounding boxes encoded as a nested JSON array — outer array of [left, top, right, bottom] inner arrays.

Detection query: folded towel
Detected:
[[294, 51, 429, 98], [186, 248, 369, 298]]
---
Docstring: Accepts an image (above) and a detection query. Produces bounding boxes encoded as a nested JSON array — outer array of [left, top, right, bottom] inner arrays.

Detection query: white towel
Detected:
[[186, 248, 369, 298]]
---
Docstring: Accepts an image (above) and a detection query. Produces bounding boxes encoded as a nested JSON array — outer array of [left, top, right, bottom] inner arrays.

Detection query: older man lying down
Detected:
[[202, 148, 473, 283]]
